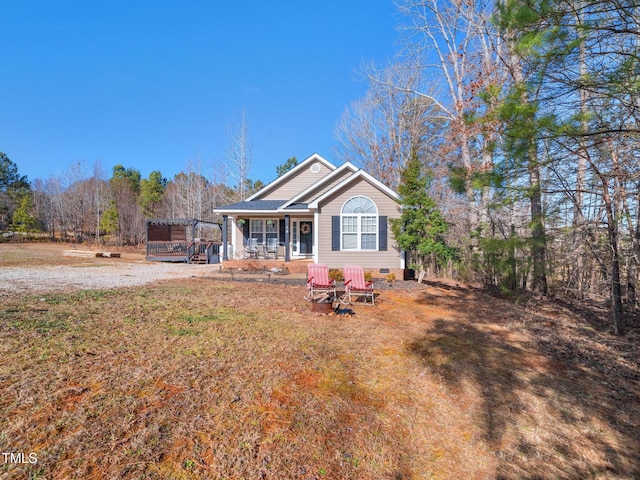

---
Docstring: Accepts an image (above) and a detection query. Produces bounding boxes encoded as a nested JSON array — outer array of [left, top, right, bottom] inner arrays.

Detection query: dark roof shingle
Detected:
[[215, 200, 286, 211]]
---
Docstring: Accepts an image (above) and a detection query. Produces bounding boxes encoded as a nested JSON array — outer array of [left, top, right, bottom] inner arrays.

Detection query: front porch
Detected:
[[220, 214, 315, 264]]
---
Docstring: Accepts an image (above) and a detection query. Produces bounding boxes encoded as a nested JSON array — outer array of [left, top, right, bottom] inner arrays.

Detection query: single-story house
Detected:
[[214, 153, 405, 274]]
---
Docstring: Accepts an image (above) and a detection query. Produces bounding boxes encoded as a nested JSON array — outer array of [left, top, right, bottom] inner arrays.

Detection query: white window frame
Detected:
[[292, 218, 314, 256], [249, 219, 278, 245], [292, 220, 298, 253], [340, 196, 378, 251]]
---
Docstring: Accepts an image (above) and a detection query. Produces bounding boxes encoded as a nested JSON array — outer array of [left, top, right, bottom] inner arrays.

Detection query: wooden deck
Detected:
[[146, 241, 222, 264]]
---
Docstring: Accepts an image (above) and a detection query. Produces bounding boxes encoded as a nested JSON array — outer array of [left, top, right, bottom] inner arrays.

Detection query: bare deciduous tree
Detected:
[[225, 108, 253, 201], [335, 63, 439, 190]]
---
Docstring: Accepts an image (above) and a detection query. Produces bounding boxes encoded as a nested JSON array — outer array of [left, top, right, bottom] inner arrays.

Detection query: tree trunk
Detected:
[[528, 144, 548, 295], [596, 168, 624, 335], [608, 213, 624, 336], [573, 8, 588, 297], [509, 224, 517, 291], [632, 184, 640, 312]]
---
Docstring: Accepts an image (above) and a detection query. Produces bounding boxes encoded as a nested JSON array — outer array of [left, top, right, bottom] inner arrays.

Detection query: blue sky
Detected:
[[1, 1, 401, 186]]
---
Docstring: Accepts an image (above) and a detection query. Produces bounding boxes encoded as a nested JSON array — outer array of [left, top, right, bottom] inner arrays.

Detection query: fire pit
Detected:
[[311, 300, 334, 314]]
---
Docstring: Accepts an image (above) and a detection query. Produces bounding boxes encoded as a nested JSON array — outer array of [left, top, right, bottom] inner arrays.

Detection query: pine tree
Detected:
[[139, 171, 167, 218], [12, 194, 37, 236], [100, 201, 119, 240], [391, 153, 457, 283], [276, 157, 298, 177]]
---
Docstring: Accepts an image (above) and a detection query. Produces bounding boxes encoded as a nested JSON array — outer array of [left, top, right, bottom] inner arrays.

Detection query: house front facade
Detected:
[[214, 154, 405, 274]]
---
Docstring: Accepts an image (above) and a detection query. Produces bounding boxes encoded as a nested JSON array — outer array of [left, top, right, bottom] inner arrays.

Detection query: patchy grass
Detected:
[[0, 276, 639, 479]]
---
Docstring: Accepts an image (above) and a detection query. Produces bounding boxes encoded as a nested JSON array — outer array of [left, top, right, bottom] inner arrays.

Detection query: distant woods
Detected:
[[336, 0, 639, 333], [2, 151, 302, 247], [2, 0, 638, 333], [1, 149, 272, 247]]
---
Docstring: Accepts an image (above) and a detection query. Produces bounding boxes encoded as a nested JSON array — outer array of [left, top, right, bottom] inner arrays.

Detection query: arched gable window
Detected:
[[341, 196, 377, 250]]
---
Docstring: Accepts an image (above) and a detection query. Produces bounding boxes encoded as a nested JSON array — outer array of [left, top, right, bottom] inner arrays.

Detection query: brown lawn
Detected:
[[0, 243, 638, 479]]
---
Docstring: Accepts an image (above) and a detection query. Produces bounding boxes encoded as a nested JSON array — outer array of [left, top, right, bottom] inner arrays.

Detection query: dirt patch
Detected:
[[0, 243, 217, 296], [0, 243, 425, 296], [1, 242, 639, 479]]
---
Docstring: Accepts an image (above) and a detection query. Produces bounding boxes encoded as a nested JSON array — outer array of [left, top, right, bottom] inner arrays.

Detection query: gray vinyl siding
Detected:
[[317, 178, 402, 269], [259, 163, 333, 200], [233, 221, 246, 258], [297, 169, 353, 204]]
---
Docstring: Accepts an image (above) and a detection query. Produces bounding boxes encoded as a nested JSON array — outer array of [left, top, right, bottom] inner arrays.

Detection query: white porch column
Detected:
[[313, 210, 319, 264], [230, 217, 238, 259]]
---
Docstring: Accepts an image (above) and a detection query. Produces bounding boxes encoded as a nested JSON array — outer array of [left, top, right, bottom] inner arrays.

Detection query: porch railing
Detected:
[[146, 241, 222, 263], [189, 241, 222, 263]]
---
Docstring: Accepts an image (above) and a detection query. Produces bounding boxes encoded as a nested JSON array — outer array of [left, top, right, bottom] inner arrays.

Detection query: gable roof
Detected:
[[308, 169, 399, 209], [213, 155, 400, 215], [281, 161, 359, 209], [245, 153, 336, 201]]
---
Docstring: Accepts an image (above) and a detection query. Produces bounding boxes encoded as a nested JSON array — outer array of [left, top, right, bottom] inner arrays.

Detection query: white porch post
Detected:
[[222, 215, 228, 260], [284, 215, 290, 262], [313, 210, 319, 264], [230, 217, 237, 259]]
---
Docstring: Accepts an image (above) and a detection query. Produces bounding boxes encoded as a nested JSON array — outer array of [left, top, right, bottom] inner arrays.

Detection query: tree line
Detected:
[[336, 0, 638, 334], [2, 0, 637, 333], [1, 156, 226, 245], [1, 107, 300, 247], [1, 148, 296, 247]]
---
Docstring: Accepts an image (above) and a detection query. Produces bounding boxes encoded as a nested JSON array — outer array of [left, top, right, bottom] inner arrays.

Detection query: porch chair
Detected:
[[343, 265, 375, 305], [243, 238, 259, 259], [264, 237, 278, 259], [304, 263, 337, 302]]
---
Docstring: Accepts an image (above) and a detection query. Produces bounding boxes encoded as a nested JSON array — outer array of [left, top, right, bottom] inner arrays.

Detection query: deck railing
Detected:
[[190, 241, 222, 262], [147, 241, 189, 258], [146, 241, 222, 263]]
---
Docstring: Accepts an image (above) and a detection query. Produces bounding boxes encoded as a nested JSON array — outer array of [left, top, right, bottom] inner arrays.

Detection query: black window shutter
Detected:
[[279, 219, 286, 245], [331, 216, 340, 251], [379, 216, 387, 251], [242, 221, 250, 246]]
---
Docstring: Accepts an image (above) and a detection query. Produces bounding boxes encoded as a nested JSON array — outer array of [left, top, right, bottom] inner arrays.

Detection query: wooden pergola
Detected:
[[145, 218, 222, 264]]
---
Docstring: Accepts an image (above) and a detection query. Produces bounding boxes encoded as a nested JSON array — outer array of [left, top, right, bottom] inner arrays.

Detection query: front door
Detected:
[[292, 220, 313, 256], [299, 220, 313, 255]]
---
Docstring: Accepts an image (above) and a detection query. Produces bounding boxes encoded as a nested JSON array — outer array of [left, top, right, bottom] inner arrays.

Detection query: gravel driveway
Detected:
[[0, 262, 214, 296]]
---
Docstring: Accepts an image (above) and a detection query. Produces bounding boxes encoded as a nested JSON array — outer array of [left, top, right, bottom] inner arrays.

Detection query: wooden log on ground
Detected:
[[63, 250, 98, 258]]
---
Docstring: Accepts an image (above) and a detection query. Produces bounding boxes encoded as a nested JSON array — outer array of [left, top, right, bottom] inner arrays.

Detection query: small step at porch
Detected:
[[189, 253, 209, 264]]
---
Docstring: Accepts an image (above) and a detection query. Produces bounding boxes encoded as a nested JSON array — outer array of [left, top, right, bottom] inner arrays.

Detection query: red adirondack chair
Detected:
[[304, 263, 336, 302], [343, 265, 375, 305]]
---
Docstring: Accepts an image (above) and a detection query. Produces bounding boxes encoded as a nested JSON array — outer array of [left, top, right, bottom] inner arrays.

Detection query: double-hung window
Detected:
[[265, 220, 278, 244], [249, 219, 278, 245], [249, 219, 264, 244], [341, 196, 377, 250]]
